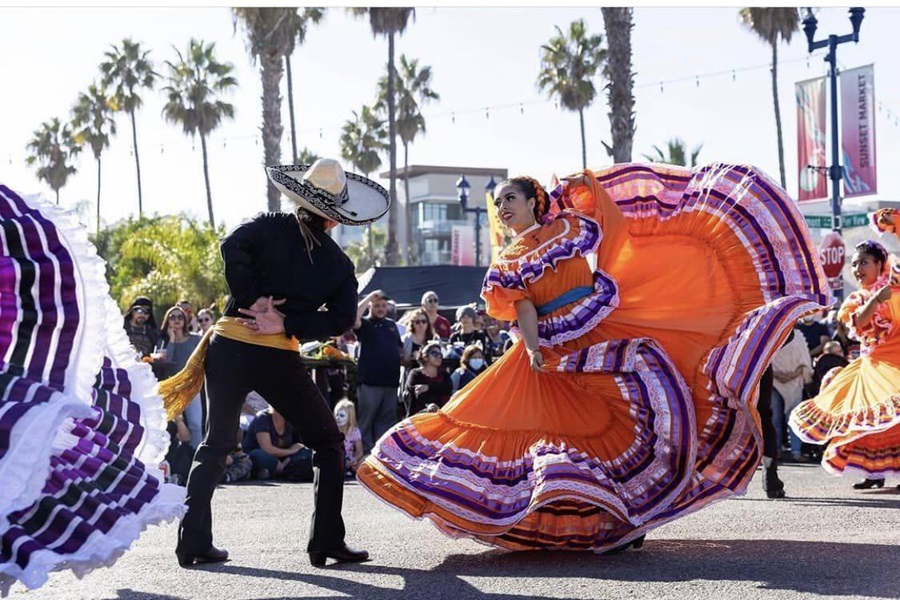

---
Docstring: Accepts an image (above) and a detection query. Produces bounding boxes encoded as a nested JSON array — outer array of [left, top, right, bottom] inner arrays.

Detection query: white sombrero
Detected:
[[266, 158, 390, 226]]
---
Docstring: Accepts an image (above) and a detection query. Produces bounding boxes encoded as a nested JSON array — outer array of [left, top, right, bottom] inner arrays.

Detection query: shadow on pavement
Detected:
[[208, 539, 900, 599], [737, 494, 900, 510], [114, 590, 186, 600]]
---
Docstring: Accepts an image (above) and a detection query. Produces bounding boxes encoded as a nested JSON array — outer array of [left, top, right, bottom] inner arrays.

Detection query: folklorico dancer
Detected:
[[357, 163, 831, 552], [791, 209, 900, 490], [0, 185, 184, 595], [159, 158, 387, 568]]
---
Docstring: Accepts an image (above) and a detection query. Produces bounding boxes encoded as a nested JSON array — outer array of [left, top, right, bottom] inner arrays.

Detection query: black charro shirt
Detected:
[[220, 212, 358, 342]]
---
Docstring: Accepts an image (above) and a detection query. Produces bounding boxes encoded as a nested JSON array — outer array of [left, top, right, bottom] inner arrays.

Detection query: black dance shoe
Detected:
[[309, 544, 370, 567], [763, 465, 786, 499], [176, 546, 229, 568], [852, 478, 885, 490], [604, 535, 645, 555]]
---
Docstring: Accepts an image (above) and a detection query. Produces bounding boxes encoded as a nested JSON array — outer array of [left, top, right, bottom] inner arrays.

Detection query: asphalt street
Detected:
[[12, 464, 900, 600]]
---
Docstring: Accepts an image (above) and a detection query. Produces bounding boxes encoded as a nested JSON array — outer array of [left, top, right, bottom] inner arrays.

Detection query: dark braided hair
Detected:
[[498, 176, 549, 222], [854, 240, 888, 266]]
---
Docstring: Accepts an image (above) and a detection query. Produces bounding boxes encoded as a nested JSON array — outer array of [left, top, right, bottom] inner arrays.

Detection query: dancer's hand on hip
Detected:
[[238, 296, 286, 334]]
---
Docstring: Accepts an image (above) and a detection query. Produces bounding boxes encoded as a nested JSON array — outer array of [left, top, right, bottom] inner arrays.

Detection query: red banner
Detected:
[[841, 64, 877, 197], [796, 77, 827, 202]]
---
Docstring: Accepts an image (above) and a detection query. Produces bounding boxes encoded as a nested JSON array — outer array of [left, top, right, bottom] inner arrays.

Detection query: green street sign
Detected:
[[804, 215, 832, 229], [843, 213, 869, 228], [803, 213, 869, 229]]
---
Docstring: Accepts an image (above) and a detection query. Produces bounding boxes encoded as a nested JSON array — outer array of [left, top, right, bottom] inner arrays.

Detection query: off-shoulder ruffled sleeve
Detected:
[[481, 280, 529, 322], [837, 288, 892, 349]]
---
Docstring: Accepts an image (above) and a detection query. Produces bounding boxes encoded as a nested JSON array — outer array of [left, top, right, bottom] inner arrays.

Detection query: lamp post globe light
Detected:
[[456, 174, 493, 267], [802, 7, 865, 303]]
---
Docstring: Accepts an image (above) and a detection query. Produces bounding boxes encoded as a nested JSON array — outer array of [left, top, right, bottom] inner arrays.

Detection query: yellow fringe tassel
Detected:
[[159, 317, 299, 420]]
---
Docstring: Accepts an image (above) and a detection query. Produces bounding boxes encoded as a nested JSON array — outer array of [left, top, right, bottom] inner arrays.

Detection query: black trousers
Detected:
[[177, 335, 346, 554], [757, 365, 779, 461]]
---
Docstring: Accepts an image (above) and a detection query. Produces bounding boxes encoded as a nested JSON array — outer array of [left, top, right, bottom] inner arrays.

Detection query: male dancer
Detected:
[[162, 159, 389, 568]]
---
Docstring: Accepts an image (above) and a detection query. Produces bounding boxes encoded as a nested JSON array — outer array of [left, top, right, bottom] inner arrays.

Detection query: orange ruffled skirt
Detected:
[[358, 163, 831, 551], [790, 347, 900, 477]]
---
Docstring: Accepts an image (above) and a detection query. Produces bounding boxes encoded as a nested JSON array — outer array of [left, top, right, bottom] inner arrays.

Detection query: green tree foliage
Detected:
[[296, 146, 321, 165], [100, 38, 157, 217], [161, 39, 237, 228], [26, 117, 82, 205], [538, 20, 606, 169], [344, 224, 386, 273], [71, 83, 117, 235], [93, 215, 227, 322], [376, 54, 439, 265], [739, 7, 801, 188], [350, 7, 416, 265], [642, 138, 703, 167]]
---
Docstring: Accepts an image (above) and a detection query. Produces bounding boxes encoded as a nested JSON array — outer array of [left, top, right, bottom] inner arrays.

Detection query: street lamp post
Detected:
[[456, 174, 491, 267], [802, 7, 865, 302]]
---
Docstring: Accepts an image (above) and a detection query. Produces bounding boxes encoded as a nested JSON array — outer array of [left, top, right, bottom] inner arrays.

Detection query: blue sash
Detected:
[[535, 286, 594, 316]]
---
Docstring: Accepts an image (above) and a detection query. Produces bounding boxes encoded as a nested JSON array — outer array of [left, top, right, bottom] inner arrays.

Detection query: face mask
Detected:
[[468, 358, 484, 371], [335, 410, 348, 428]]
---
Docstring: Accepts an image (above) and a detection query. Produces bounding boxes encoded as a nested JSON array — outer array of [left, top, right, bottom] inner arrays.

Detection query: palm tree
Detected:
[[376, 54, 439, 265], [340, 105, 388, 265], [285, 8, 325, 164], [600, 8, 635, 164], [538, 20, 606, 169], [100, 38, 157, 217], [296, 146, 320, 165], [71, 83, 117, 235], [234, 8, 321, 212], [161, 39, 237, 228], [642, 138, 703, 167], [739, 7, 801, 189], [26, 118, 82, 205], [350, 7, 416, 265]]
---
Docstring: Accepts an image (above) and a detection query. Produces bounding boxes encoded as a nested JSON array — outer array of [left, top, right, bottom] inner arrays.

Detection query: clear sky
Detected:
[[2, 5, 900, 232]]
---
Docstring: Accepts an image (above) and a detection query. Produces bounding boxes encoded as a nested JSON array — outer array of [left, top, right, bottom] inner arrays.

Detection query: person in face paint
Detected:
[[333, 399, 362, 476]]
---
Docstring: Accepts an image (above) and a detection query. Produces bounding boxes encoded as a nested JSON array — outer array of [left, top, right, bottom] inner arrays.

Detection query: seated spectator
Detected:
[[334, 399, 363, 477], [449, 305, 494, 365], [240, 391, 269, 431], [123, 296, 159, 359], [155, 305, 204, 450], [197, 307, 216, 334], [243, 407, 312, 481], [221, 429, 252, 484], [400, 308, 438, 369], [421, 291, 452, 339], [178, 299, 200, 333], [831, 318, 861, 360], [164, 414, 194, 486], [451, 344, 488, 394], [402, 341, 452, 416]]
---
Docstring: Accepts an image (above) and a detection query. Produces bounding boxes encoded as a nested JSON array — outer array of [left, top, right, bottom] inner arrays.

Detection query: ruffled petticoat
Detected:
[[357, 163, 831, 552], [0, 185, 185, 595]]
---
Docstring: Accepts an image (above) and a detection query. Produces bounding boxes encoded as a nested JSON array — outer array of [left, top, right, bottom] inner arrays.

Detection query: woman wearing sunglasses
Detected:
[[197, 308, 216, 334], [401, 341, 452, 417], [158, 306, 204, 452]]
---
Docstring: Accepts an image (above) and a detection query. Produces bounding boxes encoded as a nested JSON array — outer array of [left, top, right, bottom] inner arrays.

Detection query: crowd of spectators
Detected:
[[127, 290, 857, 482], [123, 290, 515, 486], [768, 309, 853, 463]]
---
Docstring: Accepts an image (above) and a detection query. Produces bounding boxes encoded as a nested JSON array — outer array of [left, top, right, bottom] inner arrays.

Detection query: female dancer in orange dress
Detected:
[[790, 218, 900, 489], [357, 163, 831, 552]]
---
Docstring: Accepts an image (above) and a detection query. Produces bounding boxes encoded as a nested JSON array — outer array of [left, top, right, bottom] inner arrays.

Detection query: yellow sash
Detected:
[[158, 317, 299, 419]]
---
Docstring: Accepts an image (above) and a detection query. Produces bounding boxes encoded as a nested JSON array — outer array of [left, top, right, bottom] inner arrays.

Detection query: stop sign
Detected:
[[819, 232, 846, 279]]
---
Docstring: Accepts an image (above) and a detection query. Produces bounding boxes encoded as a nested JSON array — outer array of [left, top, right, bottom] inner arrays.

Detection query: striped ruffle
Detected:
[[536, 270, 619, 347], [366, 337, 697, 550], [0, 185, 184, 594], [482, 212, 601, 293], [791, 392, 900, 445]]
